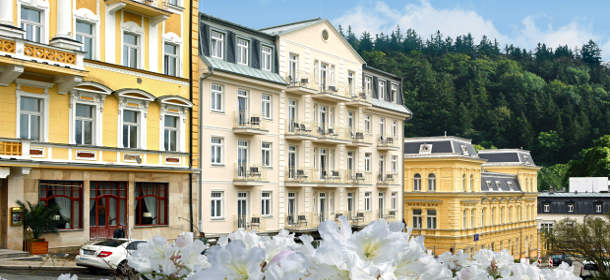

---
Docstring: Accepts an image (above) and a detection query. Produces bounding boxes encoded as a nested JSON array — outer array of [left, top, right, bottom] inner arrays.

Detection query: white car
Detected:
[[75, 238, 147, 274]]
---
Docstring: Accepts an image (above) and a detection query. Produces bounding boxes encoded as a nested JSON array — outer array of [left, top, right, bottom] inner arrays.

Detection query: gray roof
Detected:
[[481, 172, 522, 192], [539, 192, 610, 198], [204, 57, 287, 85], [478, 150, 536, 166], [259, 18, 323, 36], [372, 98, 411, 115], [404, 137, 477, 157]]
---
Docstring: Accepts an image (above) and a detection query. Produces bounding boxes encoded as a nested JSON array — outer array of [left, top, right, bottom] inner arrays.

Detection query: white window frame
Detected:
[[76, 20, 95, 60], [365, 153, 371, 172], [116, 94, 151, 149], [391, 83, 398, 102], [391, 192, 397, 210], [427, 210, 437, 229], [414, 174, 421, 191], [122, 32, 141, 68], [211, 191, 224, 219], [365, 115, 371, 134], [211, 136, 224, 165], [379, 118, 384, 135], [470, 209, 475, 228], [261, 191, 272, 216], [413, 209, 422, 228], [364, 76, 372, 94], [261, 142, 272, 168], [391, 156, 397, 174], [15, 80, 51, 142], [463, 210, 467, 229], [392, 120, 398, 138], [211, 84, 224, 112], [261, 94, 272, 119], [163, 42, 180, 77], [544, 203, 550, 213], [596, 204, 602, 213], [428, 173, 436, 191], [364, 192, 372, 212], [20, 6, 44, 43], [567, 203, 574, 213], [237, 38, 249, 65], [261, 45, 272, 71], [122, 109, 140, 149], [379, 81, 385, 99], [347, 71, 355, 96], [210, 31, 224, 59], [73, 104, 95, 145], [162, 114, 179, 152]]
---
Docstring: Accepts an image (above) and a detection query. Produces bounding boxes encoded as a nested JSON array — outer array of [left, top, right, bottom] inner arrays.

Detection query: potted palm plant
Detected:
[[16, 200, 70, 255]]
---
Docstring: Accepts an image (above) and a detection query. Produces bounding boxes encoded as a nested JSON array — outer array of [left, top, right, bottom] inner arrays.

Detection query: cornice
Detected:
[[84, 61, 189, 86]]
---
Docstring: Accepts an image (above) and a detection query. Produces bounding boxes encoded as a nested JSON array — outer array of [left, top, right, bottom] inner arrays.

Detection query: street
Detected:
[[0, 270, 112, 280]]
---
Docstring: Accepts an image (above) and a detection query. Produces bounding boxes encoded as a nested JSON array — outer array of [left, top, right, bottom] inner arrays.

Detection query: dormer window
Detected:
[[596, 204, 602, 213], [507, 181, 513, 191], [495, 181, 501, 188], [419, 144, 432, 154], [567, 203, 574, 213], [210, 31, 224, 59], [460, 145, 469, 155], [261, 46, 272, 71], [379, 81, 385, 99], [390, 84, 397, 102], [237, 38, 249, 65], [544, 203, 550, 212], [486, 181, 492, 189], [523, 155, 530, 162]]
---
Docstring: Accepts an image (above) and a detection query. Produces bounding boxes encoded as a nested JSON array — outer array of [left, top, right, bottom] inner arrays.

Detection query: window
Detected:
[[211, 137, 223, 164], [76, 21, 94, 59], [261, 46, 272, 71], [482, 208, 486, 226], [39, 181, 82, 229], [364, 77, 372, 94], [21, 7, 42, 43], [365, 115, 371, 134], [365, 192, 371, 211], [164, 115, 178, 152], [462, 174, 466, 191], [379, 81, 385, 99], [122, 110, 139, 148], [211, 191, 223, 218], [164, 43, 178, 76], [262, 94, 272, 119], [471, 209, 475, 228], [390, 84, 397, 102], [347, 71, 355, 96], [211, 84, 224, 112], [288, 54, 298, 79], [19, 96, 42, 140], [567, 203, 574, 213], [543, 203, 550, 212], [379, 118, 384, 135], [391, 192, 397, 210], [427, 210, 437, 229], [414, 174, 421, 191], [167, 0, 178, 5], [470, 174, 474, 191], [428, 173, 436, 191], [491, 208, 495, 225], [508, 207, 512, 223], [210, 31, 224, 59], [463, 210, 467, 229], [596, 204, 603, 213], [262, 142, 271, 167], [500, 207, 504, 224], [261, 191, 271, 216], [365, 153, 371, 172], [541, 223, 553, 233], [237, 38, 249, 65], [392, 121, 397, 137], [135, 183, 168, 226], [413, 209, 422, 228], [123, 33, 139, 68], [391, 156, 397, 174], [75, 104, 94, 145]]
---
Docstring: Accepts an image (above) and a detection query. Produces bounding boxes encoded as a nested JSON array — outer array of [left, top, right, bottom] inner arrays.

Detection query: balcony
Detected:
[[0, 36, 86, 84], [285, 120, 317, 141], [345, 130, 372, 147], [376, 209, 399, 222], [344, 170, 373, 186], [233, 111, 269, 135], [377, 172, 399, 187], [233, 164, 268, 186], [348, 211, 373, 228], [233, 215, 268, 232], [345, 87, 373, 107], [311, 78, 352, 103], [284, 167, 346, 187], [310, 125, 351, 144], [285, 71, 317, 95], [284, 212, 329, 232], [377, 134, 400, 151], [0, 140, 22, 158], [105, 0, 172, 22]]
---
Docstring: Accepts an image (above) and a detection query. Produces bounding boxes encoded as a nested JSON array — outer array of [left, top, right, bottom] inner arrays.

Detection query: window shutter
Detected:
[[226, 31, 235, 63], [386, 79, 392, 102], [372, 76, 378, 99], [199, 22, 209, 57], [251, 38, 260, 69]]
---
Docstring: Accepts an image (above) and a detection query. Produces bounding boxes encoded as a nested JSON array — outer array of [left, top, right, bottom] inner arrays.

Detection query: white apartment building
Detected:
[[198, 15, 411, 238]]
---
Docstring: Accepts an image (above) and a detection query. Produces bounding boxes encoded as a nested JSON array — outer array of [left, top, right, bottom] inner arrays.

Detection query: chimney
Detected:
[[560, 187, 565, 192], [444, 131, 447, 137], [550, 186, 554, 194]]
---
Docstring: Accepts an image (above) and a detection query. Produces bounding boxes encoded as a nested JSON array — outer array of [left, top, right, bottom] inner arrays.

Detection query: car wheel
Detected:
[[116, 260, 133, 276]]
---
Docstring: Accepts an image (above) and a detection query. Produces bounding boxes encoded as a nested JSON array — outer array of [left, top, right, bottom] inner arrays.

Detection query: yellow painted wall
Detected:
[[0, 84, 17, 138]]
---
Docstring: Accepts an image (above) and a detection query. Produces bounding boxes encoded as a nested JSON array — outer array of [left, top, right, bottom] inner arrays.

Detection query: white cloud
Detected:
[[333, 0, 610, 59]]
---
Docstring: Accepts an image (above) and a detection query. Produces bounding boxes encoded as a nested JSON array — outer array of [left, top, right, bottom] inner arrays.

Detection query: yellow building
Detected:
[[0, 0, 199, 251], [403, 136, 540, 258]]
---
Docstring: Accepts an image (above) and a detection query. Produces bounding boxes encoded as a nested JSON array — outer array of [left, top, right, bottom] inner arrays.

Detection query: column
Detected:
[[50, 0, 82, 50], [0, 0, 25, 38]]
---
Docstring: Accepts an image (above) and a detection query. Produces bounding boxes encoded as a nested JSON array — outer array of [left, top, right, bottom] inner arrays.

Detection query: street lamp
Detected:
[[536, 217, 542, 259]]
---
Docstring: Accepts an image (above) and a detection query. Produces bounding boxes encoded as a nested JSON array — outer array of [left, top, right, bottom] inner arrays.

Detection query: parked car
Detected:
[[552, 254, 573, 266], [75, 239, 147, 274], [580, 261, 600, 279]]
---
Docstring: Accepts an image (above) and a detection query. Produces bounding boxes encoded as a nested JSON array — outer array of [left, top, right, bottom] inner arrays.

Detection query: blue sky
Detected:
[[200, 0, 610, 58]]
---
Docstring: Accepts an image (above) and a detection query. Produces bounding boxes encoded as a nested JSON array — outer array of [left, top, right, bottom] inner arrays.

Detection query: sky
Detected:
[[200, 0, 610, 59]]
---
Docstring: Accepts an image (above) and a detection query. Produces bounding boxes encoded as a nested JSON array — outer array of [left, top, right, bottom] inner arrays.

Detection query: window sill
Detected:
[[210, 110, 225, 114], [211, 164, 225, 167], [210, 218, 225, 222], [134, 225, 168, 228], [58, 229, 84, 232]]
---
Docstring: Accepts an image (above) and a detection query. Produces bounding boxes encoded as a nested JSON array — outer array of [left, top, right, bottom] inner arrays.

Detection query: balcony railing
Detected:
[[344, 170, 372, 184], [345, 86, 372, 104], [233, 111, 268, 131], [377, 134, 400, 148], [284, 212, 330, 230], [285, 71, 313, 88], [347, 211, 373, 226], [347, 130, 372, 144], [376, 209, 399, 221], [0, 141, 22, 156], [233, 163, 267, 182], [0, 35, 85, 71], [285, 119, 315, 136], [285, 167, 345, 184], [233, 215, 268, 232], [377, 172, 398, 184], [312, 125, 351, 141]]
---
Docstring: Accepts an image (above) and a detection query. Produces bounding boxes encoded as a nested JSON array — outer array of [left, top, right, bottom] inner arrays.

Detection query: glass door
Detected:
[[319, 192, 326, 223], [378, 192, 385, 219], [89, 182, 127, 238], [237, 90, 248, 126], [288, 146, 297, 179], [320, 149, 327, 180], [237, 140, 248, 178], [347, 151, 354, 180], [288, 100, 297, 132], [319, 106, 326, 133], [237, 192, 248, 228], [320, 63, 327, 91], [347, 193, 354, 213], [348, 111, 354, 133], [287, 192, 296, 225]]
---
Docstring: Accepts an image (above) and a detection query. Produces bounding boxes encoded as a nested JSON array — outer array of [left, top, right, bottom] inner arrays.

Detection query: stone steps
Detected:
[[0, 249, 29, 259]]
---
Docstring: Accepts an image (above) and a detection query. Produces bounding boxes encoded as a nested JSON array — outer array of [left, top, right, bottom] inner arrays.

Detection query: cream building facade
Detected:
[[198, 16, 411, 237], [0, 0, 200, 251], [404, 137, 540, 258]]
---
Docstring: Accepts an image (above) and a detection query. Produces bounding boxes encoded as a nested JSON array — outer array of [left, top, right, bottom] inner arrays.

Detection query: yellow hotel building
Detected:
[[403, 136, 540, 258], [0, 0, 199, 251]]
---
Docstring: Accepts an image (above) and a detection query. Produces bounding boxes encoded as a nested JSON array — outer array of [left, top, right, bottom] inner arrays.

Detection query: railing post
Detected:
[[21, 140, 30, 159]]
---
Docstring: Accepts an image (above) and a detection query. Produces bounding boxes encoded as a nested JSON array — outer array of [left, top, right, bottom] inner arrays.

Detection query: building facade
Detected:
[[198, 16, 411, 238], [403, 137, 540, 258], [0, 0, 199, 251]]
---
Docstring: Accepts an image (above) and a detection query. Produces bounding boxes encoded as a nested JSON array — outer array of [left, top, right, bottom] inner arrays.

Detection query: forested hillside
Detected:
[[339, 26, 610, 171]]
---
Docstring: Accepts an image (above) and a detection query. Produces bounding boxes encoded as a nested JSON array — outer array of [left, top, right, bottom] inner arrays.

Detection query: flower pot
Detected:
[[31, 241, 48, 255]]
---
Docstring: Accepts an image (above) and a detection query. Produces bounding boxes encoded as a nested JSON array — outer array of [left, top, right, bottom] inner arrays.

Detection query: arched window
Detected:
[[470, 174, 474, 191], [462, 173, 466, 191], [413, 173, 421, 191], [428, 173, 436, 191]]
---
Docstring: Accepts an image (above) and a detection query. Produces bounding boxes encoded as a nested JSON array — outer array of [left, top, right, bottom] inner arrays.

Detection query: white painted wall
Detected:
[[569, 177, 608, 193]]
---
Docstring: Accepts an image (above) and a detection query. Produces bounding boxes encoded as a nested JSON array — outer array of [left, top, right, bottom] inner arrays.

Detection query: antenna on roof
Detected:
[[319, 0, 321, 18], [444, 131, 447, 137]]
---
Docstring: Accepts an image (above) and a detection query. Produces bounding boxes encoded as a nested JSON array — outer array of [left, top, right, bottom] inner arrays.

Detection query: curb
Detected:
[[0, 265, 88, 273]]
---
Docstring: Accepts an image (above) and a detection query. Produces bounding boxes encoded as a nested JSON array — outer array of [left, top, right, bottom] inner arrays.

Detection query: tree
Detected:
[[16, 200, 70, 241], [547, 214, 610, 279], [580, 39, 602, 65], [565, 135, 610, 182], [537, 164, 568, 191]]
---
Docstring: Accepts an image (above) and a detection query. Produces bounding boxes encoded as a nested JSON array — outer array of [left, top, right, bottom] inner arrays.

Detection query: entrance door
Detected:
[[237, 90, 248, 126], [90, 182, 127, 238], [237, 192, 248, 228], [288, 146, 297, 179]]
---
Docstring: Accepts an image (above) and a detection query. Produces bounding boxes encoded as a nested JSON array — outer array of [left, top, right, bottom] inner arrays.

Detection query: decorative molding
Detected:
[[83, 62, 189, 86]]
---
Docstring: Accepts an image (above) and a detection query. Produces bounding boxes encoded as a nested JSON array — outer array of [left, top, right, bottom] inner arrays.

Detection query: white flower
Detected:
[[175, 234, 193, 248], [261, 229, 298, 261], [540, 262, 580, 280], [193, 239, 266, 280], [228, 228, 262, 250], [57, 274, 78, 280]]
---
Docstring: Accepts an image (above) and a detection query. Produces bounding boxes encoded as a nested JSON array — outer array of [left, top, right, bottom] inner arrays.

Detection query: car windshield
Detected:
[[93, 239, 128, 247]]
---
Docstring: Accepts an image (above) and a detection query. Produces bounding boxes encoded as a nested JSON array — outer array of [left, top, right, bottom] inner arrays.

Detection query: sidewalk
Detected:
[[0, 256, 87, 273]]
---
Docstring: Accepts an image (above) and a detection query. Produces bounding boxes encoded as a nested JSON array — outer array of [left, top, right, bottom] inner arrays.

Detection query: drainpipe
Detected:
[[199, 62, 214, 232], [401, 76, 412, 226], [188, 0, 195, 233]]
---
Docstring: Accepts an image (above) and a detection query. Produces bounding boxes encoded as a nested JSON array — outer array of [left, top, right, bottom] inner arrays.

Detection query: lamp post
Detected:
[[536, 217, 542, 259]]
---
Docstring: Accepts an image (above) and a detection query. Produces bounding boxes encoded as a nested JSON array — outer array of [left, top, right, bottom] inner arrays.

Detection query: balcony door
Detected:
[[347, 151, 354, 180], [237, 140, 248, 178], [237, 90, 248, 125], [237, 192, 248, 228], [319, 106, 326, 132], [320, 149, 327, 180], [347, 111, 354, 133], [288, 146, 297, 179], [347, 192, 354, 213], [287, 192, 297, 225], [378, 192, 385, 218], [288, 100, 297, 132], [90, 182, 127, 239], [319, 192, 326, 222], [320, 63, 328, 91]]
